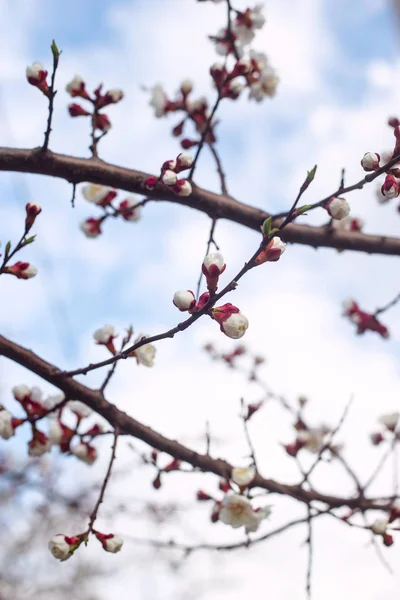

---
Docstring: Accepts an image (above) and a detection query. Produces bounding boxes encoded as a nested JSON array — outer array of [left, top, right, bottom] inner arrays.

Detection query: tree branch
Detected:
[[0, 333, 394, 513], [1, 147, 400, 255]]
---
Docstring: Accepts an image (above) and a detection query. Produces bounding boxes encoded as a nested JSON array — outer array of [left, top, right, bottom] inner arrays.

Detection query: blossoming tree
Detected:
[[1, 1, 400, 598]]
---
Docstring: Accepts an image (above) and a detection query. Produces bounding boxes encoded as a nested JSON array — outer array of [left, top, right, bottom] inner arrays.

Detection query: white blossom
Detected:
[[379, 412, 400, 431], [361, 152, 380, 171], [82, 183, 114, 205], [180, 79, 193, 94], [176, 153, 193, 169], [48, 534, 72, 561], [327, 197, 350, 220], [203, 252, 225, 272], [65, 75, 84, 95], [12, 384, 31, 401], [176, 180, 192, 196], [149, 84, 168, 118], [68, 400, 92, 419], [107, 89, 123, 102], [173, 290, 195, 311], [133, 335, 156, 367], [93, 324, 115, 344], [231, 466, 256, 487], [222, 313, 249, 339], [161, 170, 177, 186], [29, 436, 51, 457], [0, 410, 15, 440], [371, 518, 389, 535], [48, 420, 64, 445], [26, 62, 45, 80], [119, 196, 142, 222], [72, 443, 97, 465], [297, 428, 327, 454], [219, 493, 269, 532]]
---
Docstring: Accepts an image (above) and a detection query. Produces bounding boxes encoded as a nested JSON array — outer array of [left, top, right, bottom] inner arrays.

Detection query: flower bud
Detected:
[[82, 184, 117, 206], [255, 236, 286, 265], [361, 152, 380, 171], [371, 518, 389, 536], [161, 169, 177, 186], [131, 334, 156, 367], [93, 324, 116, 354], [104, 89, 124, 104], [48, 534, 75, 561], [210, 62, 227, 86], [202, 252, 226, 294], [66, 75, 90, 99], [181, 138, 198, 149], [119, 196, 142, 222], [326, 197, 350, 220], [93, 113, 111, 132], [175, 153, 193, 172], [173, 290, 196, 311], [219, 478, 230, 493], [378, 412, 399, 432], [370, 431, 384, 446], [68, 400, 92, 419], [68, 103, 91, 117], [25, 202, 41, 230], [145, 176, 158, 190], [211, 304, 249, 339], [5, 262, 37, 279], [28, 430, 51, 457], [80, 218, 102, 238], [381, 174, 399, 199], [26, 62, 48, 94], [231, 466, 256, 487], [180, 79, 193, 95], [173, 179, 192, 196], [72, 442, 97, 465], [0, 409, 15, 440], [197, 490, 212, 501], [95, 532, 124, 553]]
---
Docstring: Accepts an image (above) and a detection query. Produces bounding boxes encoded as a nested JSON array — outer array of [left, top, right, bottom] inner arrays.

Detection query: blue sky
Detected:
[[2, 1, 400, 598]]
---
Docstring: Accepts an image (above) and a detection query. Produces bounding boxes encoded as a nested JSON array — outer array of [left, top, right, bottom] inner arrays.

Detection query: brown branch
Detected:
[[0, 332, 394, 513], [0, 147, 400, 255]]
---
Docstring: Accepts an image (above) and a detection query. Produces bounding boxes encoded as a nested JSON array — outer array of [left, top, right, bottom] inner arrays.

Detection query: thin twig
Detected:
[[195, 217, 219, 299], [305, 505, 313, 599], [86, 428, 119, 535], [241, 398, 258, 470], [42, 41, 60, 152], [300, 396, 354, 486], [208, 141, 228, 195], [374, 292, 400, 317]]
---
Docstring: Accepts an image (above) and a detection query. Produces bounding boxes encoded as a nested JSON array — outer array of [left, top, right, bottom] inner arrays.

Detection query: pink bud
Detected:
[[93, 113, 111, 132], [145, 176, 158, 191], [161, 170, 177, 186], [197, 490, 212, 501], [381, 174, 399, 200], [5, 262, 37, 279], [80, 218, 102, 238], [68, 103, 90, 117], [326, 197, 350, 220], [173, 179, 192, 196], [255, 236, 286, 265], [26, 62, 49, 94], [181, 138, 199, 149], [25, 202, 41, 230], [202, 252, 226, 294]]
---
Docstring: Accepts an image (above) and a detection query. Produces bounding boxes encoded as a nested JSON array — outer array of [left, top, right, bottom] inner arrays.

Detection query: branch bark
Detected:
[[0, 333, 392, 512], [1, 147, 400, 255]]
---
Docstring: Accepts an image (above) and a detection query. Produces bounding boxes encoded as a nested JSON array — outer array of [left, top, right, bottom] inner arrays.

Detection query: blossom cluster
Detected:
[[172, 251, 249, 339], [0, 386, 105, 465], [370, 412, 399, 446], [196, 465, 271, 533], [342, 299, 389, 339], [49, 531, 123, 562], [80, 184, 142, 238], [283, 416, 341, 458], [145, 152, 193, 197], [66, 74, 123, 134], [374, 120, 400, 210], [93, 324, 156, 367]]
